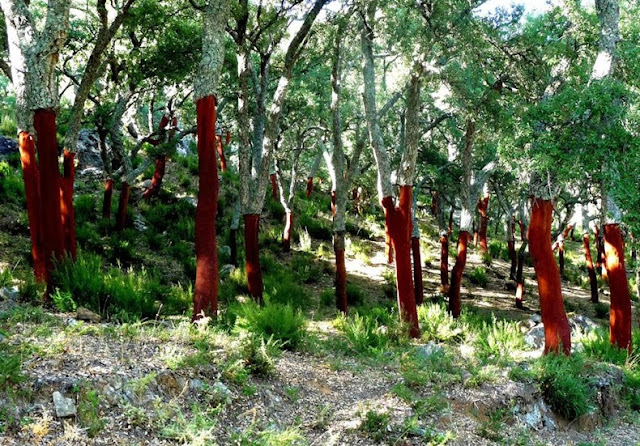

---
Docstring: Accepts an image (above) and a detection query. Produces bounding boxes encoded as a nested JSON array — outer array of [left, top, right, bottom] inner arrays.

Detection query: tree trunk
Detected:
[[448, 231, 469, 318], [440, 232, 449, 292], [385, 222, 394, 264], [34, 109, 64, 294], [244, 213, 263, 302], [61, 149, 77, 259], [335, 231, 347, 313], [477, 195, 490, 253], [518, 220, 526, 241], [270, 173, 278, 200], [515, 241, 527, 309], [282, 210, 293, 252], [116, 181, 130, 231], [583, 232, 599, 303], [529, 199, 571, 355], [103, 178, 114, 219], [412, 236, 423, 305], [192, 96, 220, 320], [382, 186, 419, 337], [217, 135, 227, 172], [18, 131, 46, 282], [430, 191, 437, 216], [507, 240, 517, 280], [603, 223, 632, 351], [448, 208, 454, 235], [142, 155, 167, 199], [305, 176, 313, 197], [559, 244, 566, 279]]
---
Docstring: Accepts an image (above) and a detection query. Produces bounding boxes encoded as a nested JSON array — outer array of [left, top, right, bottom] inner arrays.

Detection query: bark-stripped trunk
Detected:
[[270, 173, 278, 199], [529, 198, 571, 355], [583, 232, 599, 303], [244, 214, 263, 302], [116, 181, 130, 231], [61, 149, 77, 259], [34, 109, 64, 293], [449, 231, 469, 318], [555, 225, 573, 279], [335, 232, 347, 313], [440, 232, 449, 292], [275, 149, 301, 253], [193, 96, 220, 319], [103, 178, 114, 219], [18, 131, 45, 281], [142, 115, 173, 199], [515, 241, 528, 309], [508, 239, 517, 280], [411, 236, 423, 305], [282, 211, 293, 252], [477, 194, 490, 253], [384, 224, 394, 264], [217, 135, 227, 172], [305, 150, 322, 197], [604, 223, 632, 351]]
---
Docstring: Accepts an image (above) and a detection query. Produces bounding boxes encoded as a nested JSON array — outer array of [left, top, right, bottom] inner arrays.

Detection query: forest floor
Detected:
[[1, 156, 640, 445]]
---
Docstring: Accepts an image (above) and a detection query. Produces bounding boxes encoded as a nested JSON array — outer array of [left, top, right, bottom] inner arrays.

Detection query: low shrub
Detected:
[[594, 302, 609, 319], [469, 267, 488, 287], [0, 161, 24, 205], [474, 316, 526, 363], [334, 308, 406, 356], [290, 252, 321, 284], [243, 303, 307, 350], [418, 303, 465, 343], [75, 194, 97, 222]]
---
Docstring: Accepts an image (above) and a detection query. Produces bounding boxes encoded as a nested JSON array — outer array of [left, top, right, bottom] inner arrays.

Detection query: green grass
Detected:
[[468, 267, 488, 287], [359, 410, 390, 442], [333, 308, 406, 356], [243, 303, 307, 350]]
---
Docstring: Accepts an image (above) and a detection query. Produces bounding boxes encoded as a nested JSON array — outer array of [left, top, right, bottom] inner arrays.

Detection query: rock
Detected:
[[156, 371, 180, 397], [64, 318, 79, 327], [530, 314, 542, 324], [52, 391, 76, 418], [569, 315, 598, 335], [189, 379, 205, 392], [77, 307, 101, 323], [181, 196, 197, 207], [219, 264, 236, 278], [212, 382, 232, 404], [0, 135, 17, 156], [515, 400, 556, 430], [0, 286, 19, 301], [133, 215, 148, 232], [524, 325, 545, 350], [415, 342, 443, 359], [76, 129, 110, 174]]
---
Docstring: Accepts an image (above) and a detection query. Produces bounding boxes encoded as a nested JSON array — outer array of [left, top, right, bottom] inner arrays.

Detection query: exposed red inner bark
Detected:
[[193, 96, 220, 320], [103, 178, 114, 220], [305, 177, 313, 197], [34, 109, 64, 294], [61, 150, 77, 259], [335, 245, 347, 314], [518, 220, 526, 241], [440, 233, 449, 292], [529, 199, 570, 355], [583, 233, 599, 303], [352, 188, 358, 200], [282, 211, 293, 252], [558, 244, 565, 279], [604, 224, 632, 352], [515, 243, 526, 309], [508, 240, 517, 280], [384, 223, 394, 264], [411, 236, 423, 305], [270, 173, 278, 200], [244, 213, 264, 302], [382, 187, 419, 338], [18, 131, 45, 282], [116, 181, 130, 231], [217, 135, 227, 173], [448, 231, 468, 318], [225, 130, 231, 145], [142, 155, 167, 199], [477, 195, 490, 253]]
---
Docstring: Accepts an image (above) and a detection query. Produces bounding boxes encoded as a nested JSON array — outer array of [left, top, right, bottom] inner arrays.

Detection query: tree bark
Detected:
[[515, 241, 527, 309], [411, 236, 423, 305], [270, 173, 278, 200], [217, 135, 227, 172], [583, 232, 599, 303], [603, 223, 632, 351], [282, 211, 293, 252], [18, 131, 45, 282], [477, 194, 490, 253], [529, 199, 571, 355], [440, 232, 449, 292], [244, 213, 263, 302], [449, 231, 469, 318], [102, 178, 114, 219], [116, 181, 130, 231], [61, 149, 77, 259], [335, 231, 347, 313]]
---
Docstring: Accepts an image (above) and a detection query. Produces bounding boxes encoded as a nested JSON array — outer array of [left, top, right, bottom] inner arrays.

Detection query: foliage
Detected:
[[468, 267, 488, 287], [0, 161, 24, 205], [243, 303, 307, 350], [418, 303, 465, 343], [359, 410, 390, 442], [474, 316, 526, 364]]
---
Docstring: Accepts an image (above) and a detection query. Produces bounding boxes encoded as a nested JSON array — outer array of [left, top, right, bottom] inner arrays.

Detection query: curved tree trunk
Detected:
[[102, 178, 114, 219], [34, 109, 65, 295], [116, 181, 130, 231], [529, 199, 570, 355], [448, 231, 469, 318], [477, 195, 490, 253], [604, 223, 632, 351], [18, 131, 45, 282], [440, 232, 449, 292], [282, 211, 293, 252], [583, 232, 599, 303], [142, 155, 167, 199], [217, 135, 227, 172], [508, 240, 517, 280], [384, 223, 394, 264], [192, 96, 220, 320], [61, 149, 77, 259]]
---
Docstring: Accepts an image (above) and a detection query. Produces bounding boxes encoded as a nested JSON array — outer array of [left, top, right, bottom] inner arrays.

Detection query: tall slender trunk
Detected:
[[335, 231, 347, 313], [449, 231, 469, 318], [217, 135, 227, 172], [61, 149, 77, 259], [116, 181, 130, 231], [192, 96, 220, 320], [508, 240, 517, 280], [583, 232, 599, 303], [34, 109, 64, 295], [270, 173, 278, 199], [385, 222, 394, 264], [103, 178, 114, 219], [603, 223, 632, 351], [411, 236, 423, 305], [244, 214, 263, 302], [529, 199, 570, 355], [477, 195, 489, 253], [142, 155, 167, 199], [515, 241, 527, 309], [440, 232, 449, 292], [448, 208, 454, 235], [18, 131, 46, 282], [282, 211, 293, 252], [305, 176, 313, 197]]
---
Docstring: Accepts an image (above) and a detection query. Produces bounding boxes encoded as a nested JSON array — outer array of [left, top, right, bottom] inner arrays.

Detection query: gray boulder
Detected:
[[0, 135, 17, 156], [76, 129, 110, 174], [52, 391, 76, 418]]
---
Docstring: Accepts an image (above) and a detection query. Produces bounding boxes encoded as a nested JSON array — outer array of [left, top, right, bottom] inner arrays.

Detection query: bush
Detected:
[[290, 252, 321, 284], [360, 410, 390, 442], [474, 317, 526, 363], [239, 333, 282, 377], [418, 303, 465, 343], [594, 302, 609, 319], [75, 194, 97, 222], [243, 303, 306, 350], [298, 213, 332, 241], [469, 267, 488, 287], [0, 161, 24, 205], [346, 283, 364, 306], [52, 289, 77, 312], [334, 308, 406, 356]]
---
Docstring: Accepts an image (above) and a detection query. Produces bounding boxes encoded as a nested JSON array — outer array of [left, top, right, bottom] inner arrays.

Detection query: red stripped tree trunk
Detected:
[[34, 109, 64, 294], [529, 199, 571, 355], [559, 244, 566, 279], [604, 224, 632, 351], [103, 178, 114, 219], [335, 232, 347, 313], [61, 150, 77, 259], [382, 186, 419, 337], [142, 155, 167, 199], [508, 240, 517, 280], [282, 211, 293, 252], [518, 220, 526, 241], [583, 233, 599, 303], [116, 181, 130, 231], [384, 223, 394, 264], [440, 233, 449, 292], [448, 231, 469, 318], [515, 243, 526, 309], [244, 214, 263, 302], [600, 235, 608, 281], [411, 236, 423, 305], [270, 173, 278, 200], [18, 132, 45, 282], [217, 135, 227, 172], [305, 177, 313, 197], [193, 96, 220, 320], [477, 195, 490, 253]]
